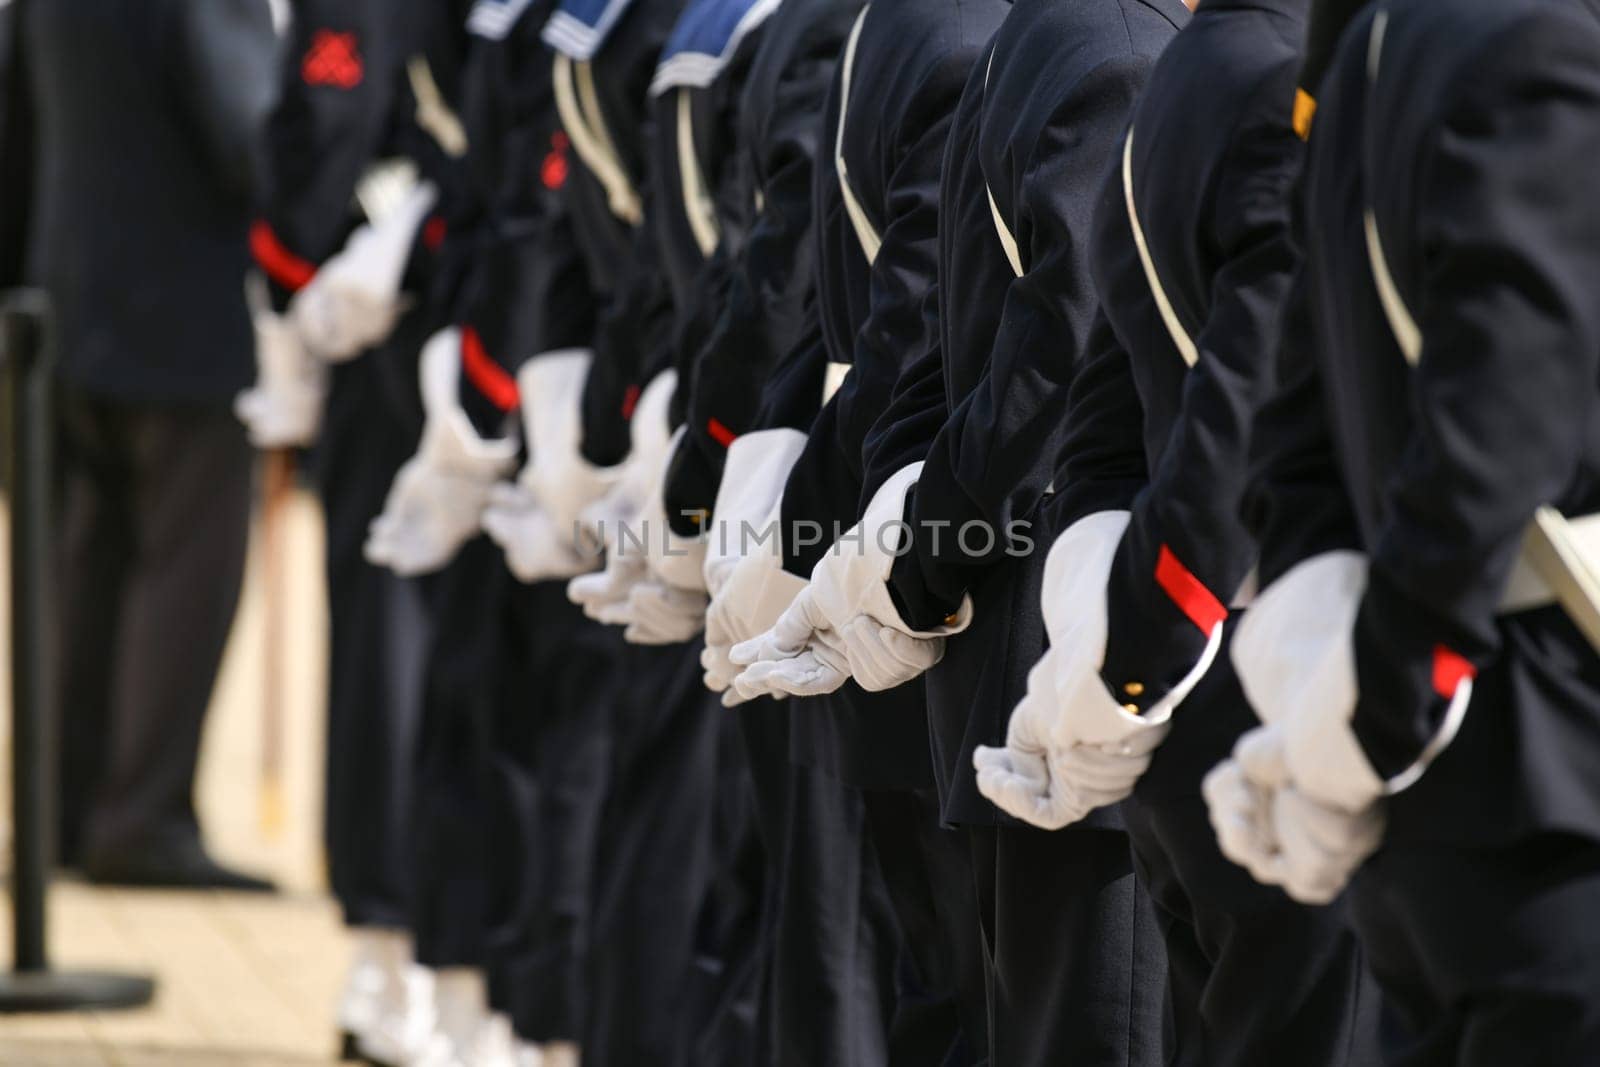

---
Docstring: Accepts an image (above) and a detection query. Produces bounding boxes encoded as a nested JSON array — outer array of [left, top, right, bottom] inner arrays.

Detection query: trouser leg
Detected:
[[489, 581, 615, 1045], [83, 401, 252, 857], [1126, 794, 1382, 1066], [1351, 833, 1600, 1067], [970, 824, 1166, 1067], [317, 358, 428, 929], [408, 537, 507, 971], [862, 787, 988, 1066], [767, 760, 898, 1067], [584, 641, 722, 1067], [54, 389, 132, 865]]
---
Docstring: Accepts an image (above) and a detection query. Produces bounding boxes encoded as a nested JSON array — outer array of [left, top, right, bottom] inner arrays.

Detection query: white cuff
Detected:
[[418, 330, 517, 473], [1232, 551, 1384, 812], [706, 428, 808, 585], [1043, 510, 1220, 744], [809, 462, 973, 638]]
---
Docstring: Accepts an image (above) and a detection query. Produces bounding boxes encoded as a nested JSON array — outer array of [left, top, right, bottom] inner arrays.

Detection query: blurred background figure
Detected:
[[0, 0, 281, 889]]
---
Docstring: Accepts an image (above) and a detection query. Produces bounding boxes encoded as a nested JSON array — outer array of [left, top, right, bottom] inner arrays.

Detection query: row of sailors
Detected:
[[153, 0, 1600, 1062]]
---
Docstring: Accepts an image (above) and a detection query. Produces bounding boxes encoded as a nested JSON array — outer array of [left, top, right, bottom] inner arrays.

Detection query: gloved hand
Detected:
[[291, 182, 438, 362], [975, 511, 1219, 828], [1203, 551, 1471, 903], [1206, 726, 1386, 905], [516, 351, 620, 555], [236, 274, 327, 448], [364, 329, 517, 575], [730, 463, 971, 699], [700, 429, 809, 702], [481, 481, 590, 583], [974, 649, 1118, 829], [567, 371, 678, 621]]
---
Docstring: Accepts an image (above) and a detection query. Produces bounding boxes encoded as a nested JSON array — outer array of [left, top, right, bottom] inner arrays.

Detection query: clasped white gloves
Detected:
[[602, 435, 712, 645], [700, 429, 810, 704], [729, 462, 973, 700], [568, 370, 686, 639], [365, 328, 518, 576], [1202, 551, 1472, 903], [481, 352, 604, 583], [974, 511, 1222, 829], [236, 274, 328, 448], [291, 181, 438, 362]]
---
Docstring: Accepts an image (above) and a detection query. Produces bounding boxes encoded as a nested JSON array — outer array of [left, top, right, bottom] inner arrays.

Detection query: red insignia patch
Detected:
[[302, 31, 364, 89]]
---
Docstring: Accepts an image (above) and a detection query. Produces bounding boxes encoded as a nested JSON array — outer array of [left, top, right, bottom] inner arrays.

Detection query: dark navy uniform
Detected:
[[542, 6, 769, 1066], [1049, 0, 1382, 1060], [864, 0, 1184, 1062], [658, 2, 906, 1062], [770, 1, 1012, 1061], [425, 0, 617, 1049], [1249, 0, 1600, 1060], [251, 0, 480, 937]]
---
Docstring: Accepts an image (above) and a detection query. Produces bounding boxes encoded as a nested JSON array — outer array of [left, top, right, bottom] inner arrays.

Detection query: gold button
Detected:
[[1123, 681, 1145, 697], [1122, 703, 1141, 716], [943, 613, 961, 627]]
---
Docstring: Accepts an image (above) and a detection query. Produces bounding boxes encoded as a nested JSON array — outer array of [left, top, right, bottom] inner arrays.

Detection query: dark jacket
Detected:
[[453, 0, 598, 438], [543, 0, 685, 466], [3, 0, 278, 404], [1250, 0, 1600, 844], [1049, 0, 1306, 795], [870, 0, 1186, 823], [663, 0, 864, 525], [777, 0, 1009, 789]]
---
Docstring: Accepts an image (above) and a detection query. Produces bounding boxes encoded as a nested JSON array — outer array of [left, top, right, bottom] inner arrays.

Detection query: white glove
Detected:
[[235, 274, 327, 448], [975, 511, 1221, 828], [728, 588, 853, 699], [701, 430, 809, 702], [1206, 551, 1472, 902], [1207, 726, 1386, 905], [364, 329, 518, 575], [481, 481, 589, 583], [291, 182, 438, 362], [516, 351, 620, 554], [730, 463, 972, 698], [566, 370, 679, 623]]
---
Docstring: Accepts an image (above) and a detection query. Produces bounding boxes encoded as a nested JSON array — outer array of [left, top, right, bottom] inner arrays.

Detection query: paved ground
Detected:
[[0, 485, 355, 1066]]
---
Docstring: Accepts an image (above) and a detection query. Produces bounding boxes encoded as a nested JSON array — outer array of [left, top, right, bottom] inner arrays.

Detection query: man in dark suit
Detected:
[[0, 0, 279, 889], [1207, 0, 1600, 1060]]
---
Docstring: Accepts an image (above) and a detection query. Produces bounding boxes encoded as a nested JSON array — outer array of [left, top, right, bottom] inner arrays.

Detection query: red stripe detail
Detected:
[[1154, 544, 1228, 635], [250, 222, 317, 292], [422, 216, 448, 252], [621, 385, 641, 420], [706, 417, 737, 448], [1431, 645, 1476, 699], [301, 30, 364, 89], [460, 326, 519, 413]]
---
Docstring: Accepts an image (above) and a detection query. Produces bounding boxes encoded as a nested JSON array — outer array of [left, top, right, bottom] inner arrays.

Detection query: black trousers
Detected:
[[54, 387, 252, 864], [486, 579, 616, 1045], [583, 640, 725, 1067], [862, 788, 989, 1067], [1126, 796, 1381, 1066], [315, 357, 429, 929], [408, 536, 507, 971], [764, 758, 902, 1067], [968, 824, 1167, 1067], [1351, 832, 1600, 1066]]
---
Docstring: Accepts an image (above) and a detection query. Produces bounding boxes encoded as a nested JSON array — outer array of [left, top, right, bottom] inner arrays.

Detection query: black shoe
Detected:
[[83, 836, 276, 892]]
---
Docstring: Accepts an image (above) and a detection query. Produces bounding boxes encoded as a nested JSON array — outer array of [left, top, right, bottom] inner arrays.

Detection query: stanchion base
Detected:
[[0, 970, 155, 1013]]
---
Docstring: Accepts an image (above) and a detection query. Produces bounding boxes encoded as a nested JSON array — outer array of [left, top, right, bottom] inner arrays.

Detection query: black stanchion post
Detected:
[[0, 289, 154, 1012]]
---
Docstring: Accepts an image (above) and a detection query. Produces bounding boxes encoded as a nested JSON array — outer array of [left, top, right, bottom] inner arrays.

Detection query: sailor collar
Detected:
[[649, 0, 784, 96]]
